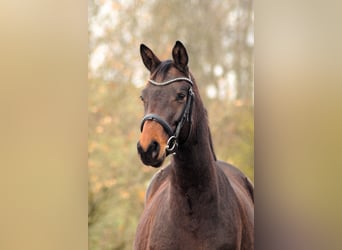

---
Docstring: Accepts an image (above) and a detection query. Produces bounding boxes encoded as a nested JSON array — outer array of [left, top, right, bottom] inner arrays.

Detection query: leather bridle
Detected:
[[140, 76, 195, 154]]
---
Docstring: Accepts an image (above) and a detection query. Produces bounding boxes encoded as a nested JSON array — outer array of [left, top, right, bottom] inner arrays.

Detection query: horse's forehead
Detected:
[[144, 64, 187, 98], [154, 64, 184, 81], [147, 85, 175, 101], [165, 66, 184, 78]]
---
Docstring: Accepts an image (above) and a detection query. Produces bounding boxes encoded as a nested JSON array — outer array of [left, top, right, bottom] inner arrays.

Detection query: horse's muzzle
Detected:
[[138, 119, 168, 167], [137, 140, 164, 167]]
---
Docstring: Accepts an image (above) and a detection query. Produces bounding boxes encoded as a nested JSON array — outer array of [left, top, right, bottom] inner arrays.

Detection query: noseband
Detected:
[[140, 76, 195, 154]]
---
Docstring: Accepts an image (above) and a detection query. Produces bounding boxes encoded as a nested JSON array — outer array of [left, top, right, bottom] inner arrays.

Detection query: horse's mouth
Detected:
[[140, 155, 165, 168], [149, 159, 164, 168]]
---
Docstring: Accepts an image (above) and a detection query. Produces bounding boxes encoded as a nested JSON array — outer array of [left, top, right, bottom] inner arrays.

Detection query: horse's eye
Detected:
[[176, 93, 186, 101], [139, 95, 144, 102]]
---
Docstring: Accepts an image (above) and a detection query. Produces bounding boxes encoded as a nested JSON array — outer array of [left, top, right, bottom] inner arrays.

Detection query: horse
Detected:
[[134, 41, 254, 250]]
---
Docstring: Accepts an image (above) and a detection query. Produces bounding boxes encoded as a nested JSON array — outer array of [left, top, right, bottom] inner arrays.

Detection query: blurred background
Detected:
[[2, 1, 342, 250], [88, 0, 253, 249]]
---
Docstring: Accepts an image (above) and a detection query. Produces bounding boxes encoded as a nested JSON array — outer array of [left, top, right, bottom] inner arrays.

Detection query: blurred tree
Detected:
[[142, 0, 253, 104], [88, 1, 253, 249]]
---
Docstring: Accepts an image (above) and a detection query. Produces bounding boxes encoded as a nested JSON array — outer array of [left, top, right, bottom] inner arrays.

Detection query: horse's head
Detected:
[[137, 41, 194, 167]]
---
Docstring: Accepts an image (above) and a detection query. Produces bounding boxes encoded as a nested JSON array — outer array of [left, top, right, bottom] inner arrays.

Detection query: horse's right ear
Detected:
[[140, 44, 161, 73]]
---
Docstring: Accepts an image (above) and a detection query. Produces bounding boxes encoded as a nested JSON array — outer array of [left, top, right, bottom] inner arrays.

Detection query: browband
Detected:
[[148, 76, 193, 86]]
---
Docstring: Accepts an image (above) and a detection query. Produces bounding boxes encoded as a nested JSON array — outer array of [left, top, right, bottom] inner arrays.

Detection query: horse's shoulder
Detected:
[[145, 164, 171, 204], [216, 160, 254, 203]]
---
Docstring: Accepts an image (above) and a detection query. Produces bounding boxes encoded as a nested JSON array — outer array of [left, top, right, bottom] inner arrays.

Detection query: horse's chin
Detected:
[[149, 160, 164, 168], [140, 155, 165, 168]]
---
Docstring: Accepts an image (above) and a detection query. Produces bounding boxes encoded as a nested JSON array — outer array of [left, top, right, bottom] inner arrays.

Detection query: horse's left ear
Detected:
[[172, 41, 189, 72]]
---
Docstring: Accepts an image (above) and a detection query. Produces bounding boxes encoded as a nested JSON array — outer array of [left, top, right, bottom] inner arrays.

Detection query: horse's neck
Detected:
[[171, 116, 217, 195]]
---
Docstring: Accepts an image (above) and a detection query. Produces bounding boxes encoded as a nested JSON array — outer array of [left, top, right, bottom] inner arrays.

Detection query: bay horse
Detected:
[[135, 41, 254, 250]]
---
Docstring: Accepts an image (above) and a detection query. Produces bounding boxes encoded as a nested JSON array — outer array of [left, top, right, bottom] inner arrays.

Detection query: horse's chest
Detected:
[[149, 229, 238, 250], [137, 184, 242, 249], [148, 212, 239, 250]]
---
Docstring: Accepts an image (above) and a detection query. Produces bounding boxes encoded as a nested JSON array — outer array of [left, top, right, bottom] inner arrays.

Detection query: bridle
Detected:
[[140, 76, 195, 154]]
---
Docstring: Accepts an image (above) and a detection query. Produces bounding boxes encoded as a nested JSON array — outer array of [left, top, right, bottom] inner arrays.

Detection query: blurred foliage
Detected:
[[88, 0, 253, 249]]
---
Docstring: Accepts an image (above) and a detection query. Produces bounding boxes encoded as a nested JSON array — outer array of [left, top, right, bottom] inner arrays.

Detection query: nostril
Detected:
[[148, 141, 160, 159], [150, 141, 158, 150], [137, 141, 159, 154], [137, 142, 144, 154], [137, 140, 161, 164]]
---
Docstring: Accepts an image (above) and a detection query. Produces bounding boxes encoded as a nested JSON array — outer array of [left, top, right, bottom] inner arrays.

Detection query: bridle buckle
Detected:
[[166, 136, 177, 154]]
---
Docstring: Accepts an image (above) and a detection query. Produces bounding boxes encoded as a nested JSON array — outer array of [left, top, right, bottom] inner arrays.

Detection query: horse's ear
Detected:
[[140, 44, 161, 73], [172, 41, 189, 72]]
